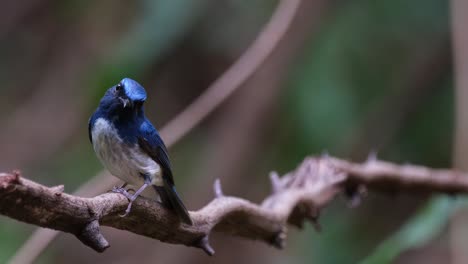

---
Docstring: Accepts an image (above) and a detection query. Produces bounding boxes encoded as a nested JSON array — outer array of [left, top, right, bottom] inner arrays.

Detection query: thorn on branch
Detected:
[[214, 179, 224, 198], [321, 150, 330, 159], [75, 220, 109, 253], [366, 150, 378, 163], [271, 227, 287, 249], [194, 235, 215, 256], [50, 185, 65, 196], [269, 171, 282, 193], [345, 184, 367, 208], [0, 172, 21, 190], [12, 170, 21, 184]]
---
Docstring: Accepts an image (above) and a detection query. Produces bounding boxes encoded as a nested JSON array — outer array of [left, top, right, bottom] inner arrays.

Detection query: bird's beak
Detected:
[[119, 97, 132, 108]]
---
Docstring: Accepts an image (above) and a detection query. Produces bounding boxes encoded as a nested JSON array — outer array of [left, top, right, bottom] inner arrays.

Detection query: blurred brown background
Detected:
[[0, 0, 459, 263]]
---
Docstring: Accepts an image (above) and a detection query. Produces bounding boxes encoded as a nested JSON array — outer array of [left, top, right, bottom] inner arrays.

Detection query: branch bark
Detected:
[[1, 155, 466, 256]]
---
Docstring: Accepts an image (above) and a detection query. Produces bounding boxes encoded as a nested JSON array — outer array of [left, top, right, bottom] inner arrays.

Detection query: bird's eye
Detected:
[[115, 83, 123, 92]]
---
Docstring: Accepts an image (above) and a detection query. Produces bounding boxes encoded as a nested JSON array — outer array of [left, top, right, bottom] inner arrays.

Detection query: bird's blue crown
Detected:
[[121, 78, 147, 102]]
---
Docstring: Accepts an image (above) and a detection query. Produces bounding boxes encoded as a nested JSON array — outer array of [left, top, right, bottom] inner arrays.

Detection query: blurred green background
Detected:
[[0, 0, 456, 263]]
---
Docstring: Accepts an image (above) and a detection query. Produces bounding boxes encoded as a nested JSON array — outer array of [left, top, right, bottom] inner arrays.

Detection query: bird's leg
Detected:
[[113, 177, 152, 217], [122, 183, 149, 216]]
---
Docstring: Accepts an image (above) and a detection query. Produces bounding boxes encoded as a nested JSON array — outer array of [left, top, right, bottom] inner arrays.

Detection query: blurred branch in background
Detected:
[[9, 0, 302, 263], [450, 0, 468, 263], [159, 0, 301, 147], [2, 156, 468, 255]]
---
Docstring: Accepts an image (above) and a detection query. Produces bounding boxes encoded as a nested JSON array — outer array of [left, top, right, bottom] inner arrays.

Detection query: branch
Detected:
[[1, 155, 467, 255]]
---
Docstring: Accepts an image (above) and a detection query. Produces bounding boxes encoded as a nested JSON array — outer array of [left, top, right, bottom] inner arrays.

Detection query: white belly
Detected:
[[91, 118, 162, 186]]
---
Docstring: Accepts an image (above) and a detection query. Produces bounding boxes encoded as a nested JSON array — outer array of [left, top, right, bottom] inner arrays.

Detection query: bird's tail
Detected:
[[154, 182, 193, 225]]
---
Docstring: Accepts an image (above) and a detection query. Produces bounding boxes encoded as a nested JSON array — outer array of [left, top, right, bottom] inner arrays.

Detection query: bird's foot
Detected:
[[112, 186, 138, 217], [112, 183, 150, 217], [111, 186, 134, 200]]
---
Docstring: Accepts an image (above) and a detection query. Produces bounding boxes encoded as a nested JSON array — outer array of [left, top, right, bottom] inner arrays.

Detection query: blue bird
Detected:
[[88, 78, 192, 225]]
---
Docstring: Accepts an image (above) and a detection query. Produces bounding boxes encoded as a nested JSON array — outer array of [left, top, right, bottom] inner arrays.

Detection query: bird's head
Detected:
[[100, 78, 147, 113]]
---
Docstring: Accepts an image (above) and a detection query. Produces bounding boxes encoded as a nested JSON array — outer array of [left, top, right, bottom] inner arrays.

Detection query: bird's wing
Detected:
[[137, 119, 174, 185], [88, 112, 98, 144]]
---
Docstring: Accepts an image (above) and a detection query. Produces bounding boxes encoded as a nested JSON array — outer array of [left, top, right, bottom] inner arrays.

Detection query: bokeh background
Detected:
[[0, 0, 460, 263]]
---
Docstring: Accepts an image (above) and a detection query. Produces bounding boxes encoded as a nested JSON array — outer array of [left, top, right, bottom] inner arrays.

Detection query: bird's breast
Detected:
[[91, 118, 162, 186]]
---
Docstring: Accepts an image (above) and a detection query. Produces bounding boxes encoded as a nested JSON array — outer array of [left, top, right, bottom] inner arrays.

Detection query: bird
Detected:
[[88, 78, 193, 225]]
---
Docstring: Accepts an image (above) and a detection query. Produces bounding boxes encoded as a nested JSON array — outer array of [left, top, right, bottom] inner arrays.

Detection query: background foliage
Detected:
[[0, 0, 455, 263]]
